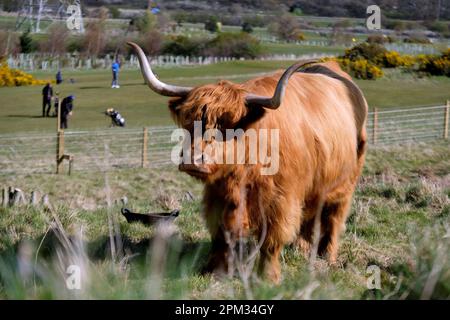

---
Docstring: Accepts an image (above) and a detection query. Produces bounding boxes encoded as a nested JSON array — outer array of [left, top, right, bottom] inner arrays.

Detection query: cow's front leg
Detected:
[[203, 205, 249, 277], [202, 230, 230, 276], [258, 242, 283, 283]]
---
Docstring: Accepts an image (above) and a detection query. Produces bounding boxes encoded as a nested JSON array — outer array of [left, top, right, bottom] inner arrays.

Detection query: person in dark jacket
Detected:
[[60, 95, 75, 129], [42, 83, 53, 117], [56, 70, 63, 84]]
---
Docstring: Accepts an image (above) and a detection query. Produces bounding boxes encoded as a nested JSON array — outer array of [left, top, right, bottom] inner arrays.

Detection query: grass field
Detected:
[[1, 8, 450, 301], [0, 142, 448, 299], [1, 60, 450, 134], [0, 57, 449, 300]]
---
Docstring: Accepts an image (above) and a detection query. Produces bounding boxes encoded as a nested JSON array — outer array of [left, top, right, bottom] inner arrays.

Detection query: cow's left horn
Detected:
[[245, 60, 317, 109], [127, 42, 193, 97]]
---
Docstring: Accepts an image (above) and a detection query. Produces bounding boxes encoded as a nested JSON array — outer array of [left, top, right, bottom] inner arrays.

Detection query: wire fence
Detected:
[[0, 104, 448, 176]]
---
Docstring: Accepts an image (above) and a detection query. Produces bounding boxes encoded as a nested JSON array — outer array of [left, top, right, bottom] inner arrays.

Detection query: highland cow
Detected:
[[129, 42, 368, 283]]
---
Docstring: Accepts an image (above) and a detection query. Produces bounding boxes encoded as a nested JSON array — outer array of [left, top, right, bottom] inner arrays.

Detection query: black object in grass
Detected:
[[121, 208, 179, 225]]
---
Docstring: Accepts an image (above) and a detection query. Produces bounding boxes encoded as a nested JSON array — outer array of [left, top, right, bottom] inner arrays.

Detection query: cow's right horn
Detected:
[[245, 59, 317, 109], [128, 42, 192, 97]]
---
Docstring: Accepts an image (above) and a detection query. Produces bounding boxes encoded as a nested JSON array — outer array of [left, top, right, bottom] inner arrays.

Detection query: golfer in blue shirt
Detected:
[[112, 60, 120, 88]]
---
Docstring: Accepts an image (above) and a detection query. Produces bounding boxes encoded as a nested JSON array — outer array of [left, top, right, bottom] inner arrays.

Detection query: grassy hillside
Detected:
[[1, 60, 449, 134], [0, 142, 449, 299]]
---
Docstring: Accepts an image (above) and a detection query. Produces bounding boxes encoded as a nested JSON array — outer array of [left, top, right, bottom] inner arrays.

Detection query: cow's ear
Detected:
[[235, 106, 266, 129], [168, 97, 185, 118]]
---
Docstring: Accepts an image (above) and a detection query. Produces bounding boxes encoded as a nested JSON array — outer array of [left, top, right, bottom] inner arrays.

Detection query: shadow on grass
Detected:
[[79, 83, 144, 90], [0, 226, 211, 279], [7, 115, 46, 119]]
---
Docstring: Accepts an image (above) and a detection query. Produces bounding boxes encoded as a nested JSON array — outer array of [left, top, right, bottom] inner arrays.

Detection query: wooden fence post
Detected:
[[57, 98, 61, 131], [56, 130, 64, 174], [30, 191, 38, 206], [142, 127, 148, 168], [372, 107, 378, 144], [444, 100, 449, 140], [2, 188, 9, 207]]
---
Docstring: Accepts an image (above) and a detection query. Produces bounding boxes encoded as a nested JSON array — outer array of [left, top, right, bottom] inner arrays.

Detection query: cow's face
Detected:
[[168, 81, 259, 181]]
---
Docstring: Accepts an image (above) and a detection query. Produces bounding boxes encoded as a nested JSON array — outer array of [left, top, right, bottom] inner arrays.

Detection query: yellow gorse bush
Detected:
[[323, 42, 450, 80], [377, 51, 415, 68], [0, 61, 51, 87], [320, 56, 384, 80]]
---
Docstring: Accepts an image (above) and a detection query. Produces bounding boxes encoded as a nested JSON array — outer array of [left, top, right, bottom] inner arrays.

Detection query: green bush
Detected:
[[204, 16, 220, 33], [405, 185, 432, 208], [131, 10, 157, 34], [162, 36, 205, 57], [242, 22, 253, 33], [19, 29, 37, 53], [403, 35, 431, 44], [67, 37, 84, 53], [108, 6, 120, 19], [204, 32, 262, 59], [343, 42, 387, 63]]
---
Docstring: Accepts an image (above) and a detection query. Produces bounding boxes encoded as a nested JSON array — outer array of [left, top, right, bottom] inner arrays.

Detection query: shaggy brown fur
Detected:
[[169, 61, 368, 282]]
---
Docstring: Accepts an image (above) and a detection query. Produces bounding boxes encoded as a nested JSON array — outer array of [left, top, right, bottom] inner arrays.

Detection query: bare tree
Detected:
[[270, 14, 304, 42], [0, 31, 20, 57], [83, 7, 108, 57], [141, 30, 163, 56], [40, 24, 69, 56]]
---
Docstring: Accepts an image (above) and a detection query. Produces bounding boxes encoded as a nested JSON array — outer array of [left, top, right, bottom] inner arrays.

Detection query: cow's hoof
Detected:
[[200, 264, 228, 279], [295, 238, 312, 257]]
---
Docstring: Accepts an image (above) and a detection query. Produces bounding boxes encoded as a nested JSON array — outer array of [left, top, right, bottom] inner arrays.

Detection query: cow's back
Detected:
[[243, 62, 367, 197]]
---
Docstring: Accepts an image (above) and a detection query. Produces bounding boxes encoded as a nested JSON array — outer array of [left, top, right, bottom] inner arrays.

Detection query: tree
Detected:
[[83, 8, 108, 56], [270, 14, 304, 42], [0, 31, 19, 57], [205, 32, 262, 59], [108, 6, 121, 19], [141, 30, 163, 56], [162, 35, 204, 57], [132, 10, 158, 34], [242, 22, 254, 33], [1, 0, 20, 12], [205, 16, 220, 33], [40, 24, 69, 56], [19, 29, 35, 53]]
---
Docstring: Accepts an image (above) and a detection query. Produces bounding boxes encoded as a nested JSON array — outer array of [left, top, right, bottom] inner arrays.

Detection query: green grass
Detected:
[[0, 142, 448, 299], [1, 61, 450, 134]]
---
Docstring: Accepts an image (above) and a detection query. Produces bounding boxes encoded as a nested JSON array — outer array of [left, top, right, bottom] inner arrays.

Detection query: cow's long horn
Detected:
[[245, 60, 317, 109], [127, 42, 192, 97]]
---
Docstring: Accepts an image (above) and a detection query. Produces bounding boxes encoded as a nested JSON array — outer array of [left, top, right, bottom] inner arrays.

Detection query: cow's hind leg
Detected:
[[318, 136, 366, 263], [295, 217, 315, 257], [318, 192, 353, 264], [295, 197, 322, 257]]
